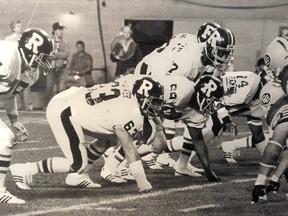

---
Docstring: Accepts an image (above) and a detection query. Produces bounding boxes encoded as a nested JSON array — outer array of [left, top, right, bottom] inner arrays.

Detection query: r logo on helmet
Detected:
[[137, 79, 153, 97], [25, 32, 44, 55], [207, 31, 221, 47], [200, 80, 218, 98]]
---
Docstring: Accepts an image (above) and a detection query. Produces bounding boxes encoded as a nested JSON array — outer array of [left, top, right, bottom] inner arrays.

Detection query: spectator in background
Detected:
[[110, 25, 142, 79], [5, 20, 33, 111], [59, 40, 93, 90], [43, 22, 69, 110]]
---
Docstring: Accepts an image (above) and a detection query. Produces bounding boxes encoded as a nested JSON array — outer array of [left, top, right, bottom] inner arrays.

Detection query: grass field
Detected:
[[1, 110, 288, 216]]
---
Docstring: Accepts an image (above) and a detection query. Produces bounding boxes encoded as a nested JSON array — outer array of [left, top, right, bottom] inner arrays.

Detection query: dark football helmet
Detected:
[[132, 77, 164, 119], [197, 22, 221, 43], [18, 28, 53, 75], [205, 27, 235, 71], [193, 75, 224, 115]]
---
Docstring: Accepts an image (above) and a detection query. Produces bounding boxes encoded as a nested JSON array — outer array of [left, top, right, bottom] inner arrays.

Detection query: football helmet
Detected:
[[263, 37, 288, 82], [18, 28, 53, 75], [193, 75, 224, 115], [132, 77, 164, 119], [197, 22, 221, 43], [205, 27, 235, 71]]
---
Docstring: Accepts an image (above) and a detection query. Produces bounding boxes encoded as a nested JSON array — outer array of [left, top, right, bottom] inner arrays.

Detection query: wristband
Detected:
[[7, 113, 18, 124]]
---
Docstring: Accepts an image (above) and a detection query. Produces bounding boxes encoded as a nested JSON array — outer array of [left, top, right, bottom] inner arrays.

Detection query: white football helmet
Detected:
[[264, 37, 288, 82]]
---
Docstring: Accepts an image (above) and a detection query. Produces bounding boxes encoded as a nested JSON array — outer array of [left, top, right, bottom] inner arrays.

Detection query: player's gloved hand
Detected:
[[266, 180, 280, 194], [251, 185, 267, 204], [138, 180, 153, 193], [206, 171, 221, 182], [12, 121, 29, 142]]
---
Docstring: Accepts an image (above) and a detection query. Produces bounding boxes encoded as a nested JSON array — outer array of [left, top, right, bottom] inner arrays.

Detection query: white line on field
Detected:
[[13, 145, 59, 152], [178, 204, 219, 213], [10, 179, 255, 216]]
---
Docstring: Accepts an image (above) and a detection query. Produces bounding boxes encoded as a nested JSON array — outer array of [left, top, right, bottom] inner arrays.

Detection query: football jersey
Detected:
[[134, 38, 206, 81], [222, 71, 261, 115], [266, 95, 288, 130], [0, 41, 21, 100], [259, 80, 285, 113], [52, 83, 143, 137]]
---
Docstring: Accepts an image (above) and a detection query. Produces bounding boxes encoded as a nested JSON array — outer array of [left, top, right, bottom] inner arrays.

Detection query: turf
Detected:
[[1, 111, 288, 216]]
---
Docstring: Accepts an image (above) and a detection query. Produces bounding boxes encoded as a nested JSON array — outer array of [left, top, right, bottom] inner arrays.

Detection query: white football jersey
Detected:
[[222, 71, 261, 106], [0, 41, 21, 100], [259, 80, 285, 113], [50, 83, 143, 137], [134, 37, 206, 81]]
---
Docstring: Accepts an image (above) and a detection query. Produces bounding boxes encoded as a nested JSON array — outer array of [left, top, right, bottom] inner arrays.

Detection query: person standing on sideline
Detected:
[[110, 25, 142, 79], [5, 20, 33, 111], [43, 22, 69, 110], [59, 40, 93, 90]]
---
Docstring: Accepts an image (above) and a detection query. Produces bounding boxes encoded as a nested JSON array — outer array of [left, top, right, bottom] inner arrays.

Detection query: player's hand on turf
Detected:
[[266, 180, 280, 194], [207, 171, 221, 182], [12, 121, 29, 142], [224, 121, 238, 138], [138, 180, 152, 193], [251, 185, 267, 204]]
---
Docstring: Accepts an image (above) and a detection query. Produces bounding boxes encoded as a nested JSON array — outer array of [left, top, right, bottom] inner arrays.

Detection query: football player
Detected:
[[0, 28, 53, 204], [251, 36, 288, 203], [218, 70, 268, 163], [134, 26, 235, 80], [134, 25, 235, 167], [101, 74, 226, 182], [10, 77, 164, 193]]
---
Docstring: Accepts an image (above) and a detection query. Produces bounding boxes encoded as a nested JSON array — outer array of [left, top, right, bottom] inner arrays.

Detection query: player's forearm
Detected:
[[4, 96, 18, 123]]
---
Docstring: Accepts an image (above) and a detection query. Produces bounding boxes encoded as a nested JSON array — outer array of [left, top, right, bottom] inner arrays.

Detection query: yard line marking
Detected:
[[9, 183, 220, 216], [13, 145, 59, 152], [179, 204, 219, 213], [9, 180, 256, 216]]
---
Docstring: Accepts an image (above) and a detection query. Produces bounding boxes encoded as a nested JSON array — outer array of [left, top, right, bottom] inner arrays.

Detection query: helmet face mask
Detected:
[[138, 95, 163, 119], [193, 75, 224, 116], [132, 77, 164, 119], [19, 28, 53, 75], [205, 27, 235, 71]]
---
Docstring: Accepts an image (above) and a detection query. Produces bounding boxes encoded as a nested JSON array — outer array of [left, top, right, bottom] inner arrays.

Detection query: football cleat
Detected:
[[174, 160, 201, 177], [9, 163, 32, 190], [156, 153, 176, 168], [100, 166, 127, 183], [187, 163, 204, 173], [266, 180, 280, 194], [219, 142, 237, 163], [118, 166, 135, 181], [141, 153, 163, 170], [65, 173, 101, 188], [251, 185, 267, 204], [0, 189, 25, 204]]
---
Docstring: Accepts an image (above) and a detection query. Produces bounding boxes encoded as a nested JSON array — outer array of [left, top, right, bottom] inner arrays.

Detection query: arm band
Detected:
[[7, 113, 18, 124]]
